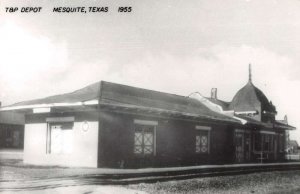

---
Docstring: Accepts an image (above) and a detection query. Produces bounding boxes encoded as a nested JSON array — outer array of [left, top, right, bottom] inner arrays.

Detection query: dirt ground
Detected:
[[2, 186, 147, 194]]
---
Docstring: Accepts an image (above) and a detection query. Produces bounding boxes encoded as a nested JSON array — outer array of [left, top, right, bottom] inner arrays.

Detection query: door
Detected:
[[244, 133, 251, 162], [235, 132, 244, 163], [12, 130, 20, 147], [274, 136, 278, 160], [50, 123, 73, 154]]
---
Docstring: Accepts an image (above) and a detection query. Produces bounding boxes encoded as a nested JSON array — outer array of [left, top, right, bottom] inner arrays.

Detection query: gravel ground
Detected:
[[2, 159, 300, 194], [128, 170, 300, 194]]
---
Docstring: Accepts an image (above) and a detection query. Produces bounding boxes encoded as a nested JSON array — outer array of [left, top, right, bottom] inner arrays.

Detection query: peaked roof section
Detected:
[[205, 97, 230, 110], [99, 81, 238, 122], [0, 81, 239, 123], [229, 81, 276, 113]]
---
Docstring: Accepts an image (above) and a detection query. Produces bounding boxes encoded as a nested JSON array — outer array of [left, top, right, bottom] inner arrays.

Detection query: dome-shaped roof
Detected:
[[229, 81, 276, 113]]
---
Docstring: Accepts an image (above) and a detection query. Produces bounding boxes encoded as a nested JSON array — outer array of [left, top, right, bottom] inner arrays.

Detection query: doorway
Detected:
[[235, 131, 244, 163], [235, 130, 251, 163]]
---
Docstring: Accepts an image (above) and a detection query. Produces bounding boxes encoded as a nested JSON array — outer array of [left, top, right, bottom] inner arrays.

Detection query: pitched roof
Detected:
[[0, 81, 239, 124], [205, 97, 230, 110], [229, 81, 276, 113], [11, 82, 100, 106], [99, 82, 238, 122]]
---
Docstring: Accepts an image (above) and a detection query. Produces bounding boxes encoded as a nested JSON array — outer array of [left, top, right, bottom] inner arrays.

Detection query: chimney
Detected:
[[284, 115, 288, 124], [211, 88, 217, 99]]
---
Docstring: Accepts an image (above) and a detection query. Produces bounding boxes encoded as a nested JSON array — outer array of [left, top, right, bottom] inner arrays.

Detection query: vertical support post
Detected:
[[261, 134, 263, 163]]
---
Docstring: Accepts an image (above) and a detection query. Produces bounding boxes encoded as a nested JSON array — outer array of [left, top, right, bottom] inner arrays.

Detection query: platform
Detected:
[[1, 160, 300, 191]]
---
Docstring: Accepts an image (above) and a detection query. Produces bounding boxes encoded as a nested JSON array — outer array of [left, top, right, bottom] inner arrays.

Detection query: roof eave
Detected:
[[0, 100, 99, 111]]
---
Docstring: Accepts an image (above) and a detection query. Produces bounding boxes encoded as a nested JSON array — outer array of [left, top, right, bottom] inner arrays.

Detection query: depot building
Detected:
[[0, 68, 295, 168]]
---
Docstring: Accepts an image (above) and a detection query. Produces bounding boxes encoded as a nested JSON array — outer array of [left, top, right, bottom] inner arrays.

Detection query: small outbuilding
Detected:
[[0, 107, 25, 150], [287, 140, 299, 154]]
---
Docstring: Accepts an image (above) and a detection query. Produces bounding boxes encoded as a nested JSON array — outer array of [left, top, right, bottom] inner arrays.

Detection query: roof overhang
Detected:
[[235, 111, 258, 115], [233, 115, 296, 130], [274, 122, 296, 130], [0, 100, 99, 112], [0, 99, 241, 124]]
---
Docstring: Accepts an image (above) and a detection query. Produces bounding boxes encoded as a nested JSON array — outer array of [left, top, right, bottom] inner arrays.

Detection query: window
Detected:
[[263, 134, 273, 152], [195, 126, 210, 154], [47, 122, 73, 154], [254, 132, 275, 152], [133, 120, 156, 156]]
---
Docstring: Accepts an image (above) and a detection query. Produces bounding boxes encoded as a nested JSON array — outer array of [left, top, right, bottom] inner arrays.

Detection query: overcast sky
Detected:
[[1, 0, 300, 141]]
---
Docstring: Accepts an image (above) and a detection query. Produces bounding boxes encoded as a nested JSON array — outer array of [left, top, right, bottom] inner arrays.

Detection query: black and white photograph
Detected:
[[1, 0, 300, 193]]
